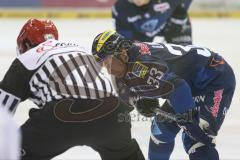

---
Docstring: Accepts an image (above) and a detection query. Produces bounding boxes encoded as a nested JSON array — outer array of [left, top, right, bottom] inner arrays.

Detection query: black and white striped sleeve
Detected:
[[0, 89, 20, 113], [0, 59, 34, 113]]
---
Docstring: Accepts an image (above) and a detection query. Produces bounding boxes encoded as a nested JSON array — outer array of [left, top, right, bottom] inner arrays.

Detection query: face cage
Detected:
[[94, 39, 132, 63], [93, 41, 116, 62], [94, 50, 122, 63]]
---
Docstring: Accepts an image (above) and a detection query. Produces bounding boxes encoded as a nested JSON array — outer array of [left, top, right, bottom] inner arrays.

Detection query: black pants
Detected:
[[21, 97, 144, 160]]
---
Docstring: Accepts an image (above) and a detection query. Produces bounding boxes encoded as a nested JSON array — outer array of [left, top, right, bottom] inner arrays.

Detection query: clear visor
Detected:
[[94, 39, 132, 63], [94, 51, 121, 63]]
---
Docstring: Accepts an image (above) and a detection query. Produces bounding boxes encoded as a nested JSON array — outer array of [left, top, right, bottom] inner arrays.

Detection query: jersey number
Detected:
[[165, 44, 211, 57], [146, 67, 164, 86]]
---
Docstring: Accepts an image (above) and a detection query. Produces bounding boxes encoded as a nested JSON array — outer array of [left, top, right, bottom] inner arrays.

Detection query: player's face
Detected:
[[102, 51, 128, 78], [131, 0, 150, 6]]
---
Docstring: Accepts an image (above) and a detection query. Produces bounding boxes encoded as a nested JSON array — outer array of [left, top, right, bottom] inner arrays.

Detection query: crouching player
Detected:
[[91, 30, 236, 160]]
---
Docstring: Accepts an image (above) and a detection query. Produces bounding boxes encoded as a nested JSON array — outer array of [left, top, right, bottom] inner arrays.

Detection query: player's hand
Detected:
[[128, 89, 158, 117], [179, 121, 216, 147], [163, 6, 192, 45], [135, 98, 160, 117], [128, 88, 140, 107]]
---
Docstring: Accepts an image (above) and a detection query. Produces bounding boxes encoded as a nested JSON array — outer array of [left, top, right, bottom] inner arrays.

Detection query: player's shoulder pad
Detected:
[[17, 39, 88, 71]]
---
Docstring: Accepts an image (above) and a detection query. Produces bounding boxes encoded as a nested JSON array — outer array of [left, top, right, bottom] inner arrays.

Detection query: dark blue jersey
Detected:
[[124, 42, 227, 146], [112, 0, 192, 42], [125, 42, 222, 96], [123, 42, 234, 147]]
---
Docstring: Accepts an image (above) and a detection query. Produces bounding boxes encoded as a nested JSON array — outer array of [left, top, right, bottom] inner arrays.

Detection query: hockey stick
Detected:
[[151, 106, 195, 123], [151, 106, 217, 147], [151, 107, 177, 122]]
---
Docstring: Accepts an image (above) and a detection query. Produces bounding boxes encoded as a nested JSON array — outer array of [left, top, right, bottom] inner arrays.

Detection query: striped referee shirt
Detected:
[[0, 40, 116, 113]]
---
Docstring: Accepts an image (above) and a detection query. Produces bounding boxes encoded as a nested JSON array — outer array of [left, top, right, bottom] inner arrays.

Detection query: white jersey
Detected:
[[0, 107, 20, 159], [0, 40, 117, 113]]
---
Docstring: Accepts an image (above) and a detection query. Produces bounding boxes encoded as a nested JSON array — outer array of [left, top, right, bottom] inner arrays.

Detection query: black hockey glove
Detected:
[[163, 5, 192, 45], [177, 109, 216, 147], [135, 98, 160, 117]]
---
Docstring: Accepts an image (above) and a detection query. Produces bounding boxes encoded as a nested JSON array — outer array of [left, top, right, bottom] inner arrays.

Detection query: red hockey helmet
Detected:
[[17, 18, 59, 54]]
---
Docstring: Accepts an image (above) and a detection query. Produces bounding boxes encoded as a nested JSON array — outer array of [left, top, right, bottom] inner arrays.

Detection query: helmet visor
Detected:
[[94, 39, 132, 63]]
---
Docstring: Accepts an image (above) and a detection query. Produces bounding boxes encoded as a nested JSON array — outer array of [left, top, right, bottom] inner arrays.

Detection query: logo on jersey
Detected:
[[36, 40, 55, 53], [127, 15, 142, 23], [141, 19, 159, 32], [36, 41, 79, 53], [223, 107, 228, 116], [210, 89, 224, 118], [193, 95, 206, 103], [135, 43, 151, 55], [153, 2, 170, 13], [209, 55, 225, 67], [132, 61, 149, 78]]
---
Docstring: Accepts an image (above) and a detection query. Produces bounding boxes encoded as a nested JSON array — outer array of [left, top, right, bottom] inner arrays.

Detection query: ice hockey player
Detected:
[[0, 107, 20, 160], [0, 19, 145, 160], [112, 0, 193, 122], [112, 0, 192, 44], [92, 30, 236, 160]]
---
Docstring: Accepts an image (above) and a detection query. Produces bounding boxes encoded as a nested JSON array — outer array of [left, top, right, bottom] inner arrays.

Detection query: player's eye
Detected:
[[103, 41, 117, 53]]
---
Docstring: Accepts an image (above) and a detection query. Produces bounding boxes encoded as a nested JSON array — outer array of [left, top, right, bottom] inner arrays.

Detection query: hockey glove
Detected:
[[178, 112, 216, 147], [163, 5, 192, 45], [135, 98, 160, 117]]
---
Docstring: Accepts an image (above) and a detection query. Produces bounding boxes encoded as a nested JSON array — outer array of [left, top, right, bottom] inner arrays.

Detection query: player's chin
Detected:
[[135, 3, 143, 7], [115, 74, 124, 78], [109, 70, 124, 78]]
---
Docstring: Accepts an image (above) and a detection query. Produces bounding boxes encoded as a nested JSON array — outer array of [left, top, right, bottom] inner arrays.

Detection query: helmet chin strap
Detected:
[[24, 41, 36, 53], [25, 42, 31, 51], [16, 47, 21, 56]]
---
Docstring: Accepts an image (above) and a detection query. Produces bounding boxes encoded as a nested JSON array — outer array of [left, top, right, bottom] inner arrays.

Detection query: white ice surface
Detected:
[[0, 18, 239, 160]]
